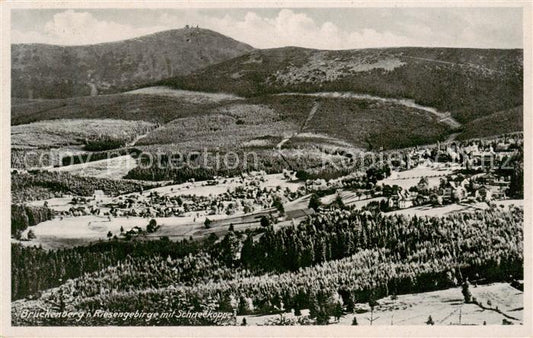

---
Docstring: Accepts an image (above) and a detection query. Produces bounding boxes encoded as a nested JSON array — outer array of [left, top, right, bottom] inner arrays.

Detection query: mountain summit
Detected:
[[11, 28, 254, 99]]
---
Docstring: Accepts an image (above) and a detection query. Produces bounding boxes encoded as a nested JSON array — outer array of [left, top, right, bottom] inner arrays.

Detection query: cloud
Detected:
[[10, 9, 427, 49], [12, 10, 167, 45], [11, 8, 522, 49], [158, 9, 425, 49]]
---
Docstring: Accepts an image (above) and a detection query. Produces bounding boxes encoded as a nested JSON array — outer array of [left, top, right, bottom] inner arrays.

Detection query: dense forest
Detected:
[[11, 205, 54, 238], [11, 170, 158, 203], [12, 206, 522, 325]]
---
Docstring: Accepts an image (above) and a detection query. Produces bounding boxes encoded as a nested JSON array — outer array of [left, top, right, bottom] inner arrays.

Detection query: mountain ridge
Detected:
[[156, 46, 522, 124], [11, 28, 254, 99]]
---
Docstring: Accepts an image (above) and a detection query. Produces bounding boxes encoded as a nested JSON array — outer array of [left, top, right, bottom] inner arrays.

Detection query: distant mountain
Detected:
[[158, 47, 523, 124], [11, 33, 523, 155], [11, 28, 254, 99]]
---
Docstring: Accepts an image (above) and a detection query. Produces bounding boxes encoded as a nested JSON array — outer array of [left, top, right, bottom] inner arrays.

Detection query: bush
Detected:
[[260, 216, 270, 227], [147, 219, 158, 233], [308, 193, 321, 212]]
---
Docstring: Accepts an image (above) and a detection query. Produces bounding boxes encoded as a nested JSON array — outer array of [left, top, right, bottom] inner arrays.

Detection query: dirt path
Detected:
[[301, 101, 320, 131], [127, 132, 150, 147], [279, 92, 462, 129], [127, 124, 163, 147], [444, 132, 461, 143], [276, 101, 320, 151]]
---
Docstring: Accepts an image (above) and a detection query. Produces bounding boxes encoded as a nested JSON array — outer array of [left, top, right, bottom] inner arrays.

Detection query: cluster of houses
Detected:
[[382, 133, 522, 171], [59, 171, 305, 220], [54, 134, 521, 219], [304, 172, 367, 192], [433, 136, 521, 169], [385, 172, 511, 211], [379, 134, 521, 211]]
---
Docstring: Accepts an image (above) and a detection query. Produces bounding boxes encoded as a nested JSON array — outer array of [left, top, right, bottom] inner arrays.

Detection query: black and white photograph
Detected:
[[1, 1, 531, 335]]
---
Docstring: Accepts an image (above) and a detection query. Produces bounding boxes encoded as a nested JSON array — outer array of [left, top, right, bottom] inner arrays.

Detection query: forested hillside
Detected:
[[160, 47, 523, 124], [12, 28, 253, 99]]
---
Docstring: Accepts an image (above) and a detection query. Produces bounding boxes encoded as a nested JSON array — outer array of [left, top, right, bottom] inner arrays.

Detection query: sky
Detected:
[[11, 7, 523, 49]]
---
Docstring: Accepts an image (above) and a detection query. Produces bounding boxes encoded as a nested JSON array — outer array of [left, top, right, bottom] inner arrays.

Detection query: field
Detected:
[[378, 164, 457, 190], [11, 118, 155, 170], [49, 155, 139, 179], [386, 202, 489, 217], [16, 202, 298, 250]]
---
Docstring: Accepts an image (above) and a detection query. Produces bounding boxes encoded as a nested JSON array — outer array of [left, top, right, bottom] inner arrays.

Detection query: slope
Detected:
[[11, 28, 254, 99], [158, 47, 523, 124], [457, 106, 523, 140]]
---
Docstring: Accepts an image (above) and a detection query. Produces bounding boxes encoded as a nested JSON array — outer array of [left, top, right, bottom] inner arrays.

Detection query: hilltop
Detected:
[[11, 28, 254, 99]]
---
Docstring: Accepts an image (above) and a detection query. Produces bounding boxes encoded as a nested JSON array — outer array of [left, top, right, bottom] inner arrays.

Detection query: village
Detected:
[[18, 133, 522, 248]]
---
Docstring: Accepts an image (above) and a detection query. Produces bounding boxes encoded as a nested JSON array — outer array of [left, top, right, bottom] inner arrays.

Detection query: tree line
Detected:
[[12, 206, 523, 325]]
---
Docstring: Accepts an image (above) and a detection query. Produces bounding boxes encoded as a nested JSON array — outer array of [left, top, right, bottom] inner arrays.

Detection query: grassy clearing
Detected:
[[125, 86, 243, 103], [378, 164, 456, 190], [136, 102, 300, 151], [49, 155, 139, 179], [11, 119, 155, 149]]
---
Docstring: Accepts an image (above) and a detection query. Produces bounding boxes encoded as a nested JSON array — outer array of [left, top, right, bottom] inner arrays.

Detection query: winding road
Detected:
[[278, 92, 462, 129]]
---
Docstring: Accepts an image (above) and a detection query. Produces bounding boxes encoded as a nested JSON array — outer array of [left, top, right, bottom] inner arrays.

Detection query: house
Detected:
[[388, 195, 397, 209], [489, 186, 506, 200], [441, 182, 454, 201], [430, 193, 443, 206], [475, 185, 492, 202], [452, 186, 467, 202], [388, 191, 414, 209], [399, 196, 414, 209], [93, 190, 105, 200], [416, 195, 430, 206], [417, 177, 430, 192], [495, 143, 510, 152], [306, 179, 328, 191]]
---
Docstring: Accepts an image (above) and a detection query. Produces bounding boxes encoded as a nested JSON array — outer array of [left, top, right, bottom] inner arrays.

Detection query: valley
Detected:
[[9, 25, 525, 328]]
